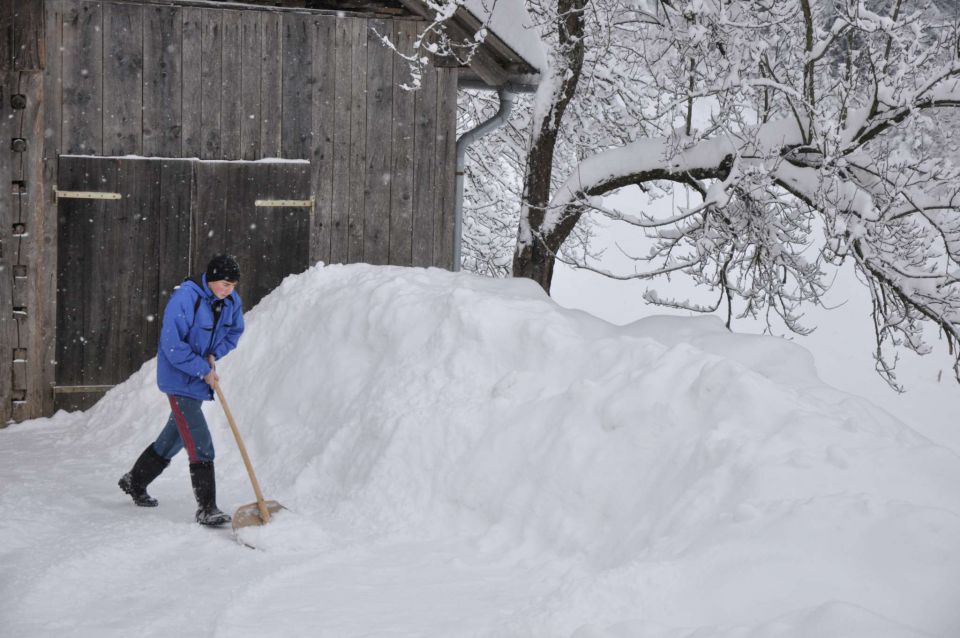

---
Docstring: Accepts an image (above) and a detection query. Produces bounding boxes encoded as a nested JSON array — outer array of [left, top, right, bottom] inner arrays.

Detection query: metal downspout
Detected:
[[453, 87, 517, 271]]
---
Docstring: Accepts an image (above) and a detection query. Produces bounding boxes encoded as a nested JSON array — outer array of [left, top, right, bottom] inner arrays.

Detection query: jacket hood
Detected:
[[181, 274, 221, 302]]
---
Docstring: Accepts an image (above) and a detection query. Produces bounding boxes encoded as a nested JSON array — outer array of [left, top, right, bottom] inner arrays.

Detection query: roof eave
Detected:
[[396, 0, 542, 90]]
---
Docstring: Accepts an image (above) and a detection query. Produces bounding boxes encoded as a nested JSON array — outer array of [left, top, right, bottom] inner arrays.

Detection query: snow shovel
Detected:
[[213, 382, 284, 530]]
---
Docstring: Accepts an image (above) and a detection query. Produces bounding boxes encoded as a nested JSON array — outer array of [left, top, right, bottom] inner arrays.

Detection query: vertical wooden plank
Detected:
[[240, 11, 261, 160], [75, 128, 115, 392], [0, 0, 12, 72], [278, 162, 312, 283], [434, 67, 458, 269], [181, 7, 202, 157], [103, 2, 144, 156], [136, 159, 164, 373], [281, 13, 312, 160], [411, 56, 437, 268], [61, 1, 102, 154], [55, 157, 87, 398], [220, 10, 242, 159], [40, 0, 65, 416], [221, 160, 249, 263], [157, 159, 192, 302], [0, 72, 14, 421], [235, 162, 267, 303], [310, 15, 335, 265], [87, 159, 121, 387], [363, 18, 392, 265], [260, 12, 281, 158], [329, 17, 351, 264], [116, 158, 162, 376], [12, 0, 43, 71], [191, 160, 229, 268], [347, 18, 367, 262], [200, 9, 221, 159], [389, 20, 416, 266], [143, 4, 182, 157], [113, 159, 140, 377]]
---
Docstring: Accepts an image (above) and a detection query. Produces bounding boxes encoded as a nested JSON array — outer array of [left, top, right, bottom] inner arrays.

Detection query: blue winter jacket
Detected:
[[156, 274, 245, 400]]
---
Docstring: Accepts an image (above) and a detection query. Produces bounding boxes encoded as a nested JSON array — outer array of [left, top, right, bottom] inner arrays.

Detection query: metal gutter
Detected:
[[453, 86, 518, 271]]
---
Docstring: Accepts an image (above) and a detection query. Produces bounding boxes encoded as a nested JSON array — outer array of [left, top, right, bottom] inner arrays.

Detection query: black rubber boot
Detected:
[[189, 461, 231, 526], [118, 445, 170, 507]]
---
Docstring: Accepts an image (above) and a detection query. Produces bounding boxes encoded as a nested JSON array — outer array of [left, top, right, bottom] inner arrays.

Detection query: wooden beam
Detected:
[[438, 15, 507, 87], [14, 71, 45, 421], [12, 0, 44, 71], [89, 0, 403, 21], [0, 0, 11, 72], [0, 71, 14, 422], [40, 0, 66, 416]]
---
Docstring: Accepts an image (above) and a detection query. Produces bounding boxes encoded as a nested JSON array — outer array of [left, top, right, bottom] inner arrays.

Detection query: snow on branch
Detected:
[[536, 0, 960, 385], [453, 0, 960, 387]]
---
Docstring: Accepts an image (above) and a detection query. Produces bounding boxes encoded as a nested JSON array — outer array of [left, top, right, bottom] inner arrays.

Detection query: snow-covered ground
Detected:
[[2, 264, 959, 637]]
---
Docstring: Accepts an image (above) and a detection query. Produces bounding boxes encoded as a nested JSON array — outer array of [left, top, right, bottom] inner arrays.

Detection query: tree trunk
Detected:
[[512, 0, 588, 294]]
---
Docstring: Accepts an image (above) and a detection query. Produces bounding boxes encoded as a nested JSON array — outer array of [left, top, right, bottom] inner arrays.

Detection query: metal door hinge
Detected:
[[52, 385, 115, 394], [254, 198, 314, 208], [54, 189, 121, 200]]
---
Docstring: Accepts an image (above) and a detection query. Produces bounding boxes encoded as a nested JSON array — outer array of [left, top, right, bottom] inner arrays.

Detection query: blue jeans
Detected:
[[151, 395, 215, 463]]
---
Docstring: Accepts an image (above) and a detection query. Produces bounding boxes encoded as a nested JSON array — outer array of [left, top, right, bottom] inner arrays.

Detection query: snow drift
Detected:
[[2, 263, 959, 637]]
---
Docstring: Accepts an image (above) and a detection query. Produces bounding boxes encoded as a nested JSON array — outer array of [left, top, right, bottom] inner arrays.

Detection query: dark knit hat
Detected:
[[206, 254, 241, 283]]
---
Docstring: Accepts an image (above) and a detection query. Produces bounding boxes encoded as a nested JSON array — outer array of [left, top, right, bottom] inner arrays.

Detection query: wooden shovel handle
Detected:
[[213, 382, 271, 524]]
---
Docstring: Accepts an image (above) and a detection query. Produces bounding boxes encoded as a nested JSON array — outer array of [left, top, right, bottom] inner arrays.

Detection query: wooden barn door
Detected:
[[55, 157, 311, 410], [56, 157, 192, 411]]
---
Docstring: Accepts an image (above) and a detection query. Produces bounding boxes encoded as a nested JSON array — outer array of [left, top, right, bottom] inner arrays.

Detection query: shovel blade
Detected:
[[231, 500, 284, 530]]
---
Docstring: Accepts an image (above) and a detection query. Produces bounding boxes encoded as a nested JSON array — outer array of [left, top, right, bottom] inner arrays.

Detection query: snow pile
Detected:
[[3, 264, 959, 637]]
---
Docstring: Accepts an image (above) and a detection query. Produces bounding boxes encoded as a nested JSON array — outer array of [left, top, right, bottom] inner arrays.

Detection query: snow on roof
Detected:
[[463, 0, 548, 73]]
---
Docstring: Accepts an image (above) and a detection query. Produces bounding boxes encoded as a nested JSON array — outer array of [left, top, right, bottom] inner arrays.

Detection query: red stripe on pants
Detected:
[[168, 395, 199, 464]]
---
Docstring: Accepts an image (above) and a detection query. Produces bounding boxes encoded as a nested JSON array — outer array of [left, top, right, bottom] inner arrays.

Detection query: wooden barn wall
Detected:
[[0, 0, 460, 423], [44, 0, 457, 272], [5, 0, 459, 423]]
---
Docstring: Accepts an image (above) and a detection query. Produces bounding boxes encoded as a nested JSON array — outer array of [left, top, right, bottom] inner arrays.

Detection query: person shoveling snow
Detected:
[[2, 263, 959, 636], [118, 254, 244, 527]]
